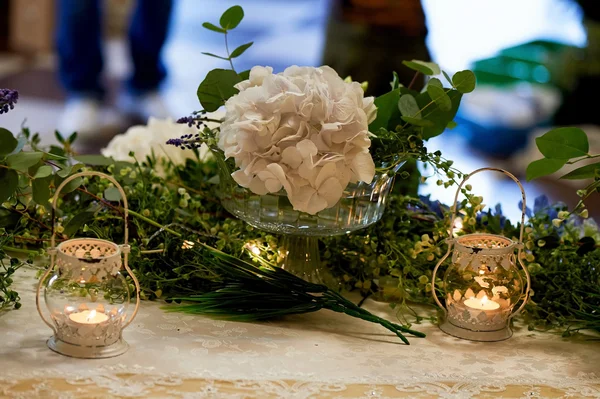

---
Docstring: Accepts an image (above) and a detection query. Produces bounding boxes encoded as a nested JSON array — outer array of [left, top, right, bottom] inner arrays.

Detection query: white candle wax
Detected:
[[68, 309, 109, 324], [464, 295, 500, 311]]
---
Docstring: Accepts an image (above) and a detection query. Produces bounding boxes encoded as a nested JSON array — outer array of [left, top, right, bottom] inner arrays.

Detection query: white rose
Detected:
[[102, 117, 213, 176]]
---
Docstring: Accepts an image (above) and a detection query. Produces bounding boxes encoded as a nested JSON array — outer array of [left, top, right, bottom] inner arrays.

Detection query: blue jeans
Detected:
[[56, 0, 174, 99]]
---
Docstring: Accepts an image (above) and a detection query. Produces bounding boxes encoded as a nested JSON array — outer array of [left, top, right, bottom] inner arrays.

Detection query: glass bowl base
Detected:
[[439, 319, 513, 342], [47, 335, 129, 358]]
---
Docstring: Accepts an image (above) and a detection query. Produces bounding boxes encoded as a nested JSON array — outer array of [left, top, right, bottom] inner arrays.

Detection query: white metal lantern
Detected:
[[36, 171, 141, 358], [431, 168, 531, 341]]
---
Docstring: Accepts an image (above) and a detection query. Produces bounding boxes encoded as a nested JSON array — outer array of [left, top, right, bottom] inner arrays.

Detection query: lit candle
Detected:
[[464, 295, 500, 311], [68, 309, 109, 325]]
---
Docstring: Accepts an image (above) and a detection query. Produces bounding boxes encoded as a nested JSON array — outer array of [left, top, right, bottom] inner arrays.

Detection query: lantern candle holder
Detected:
[[432, 168, 531, 342], [36, 172, 140, 358]]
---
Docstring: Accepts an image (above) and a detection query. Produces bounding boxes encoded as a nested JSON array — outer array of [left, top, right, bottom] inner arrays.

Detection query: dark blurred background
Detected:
[[0, 0, 598, 220]]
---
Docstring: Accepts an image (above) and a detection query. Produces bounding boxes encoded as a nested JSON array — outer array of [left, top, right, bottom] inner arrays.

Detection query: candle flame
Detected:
[[86, 310, 97, 322], [481, 295, 489, 305]]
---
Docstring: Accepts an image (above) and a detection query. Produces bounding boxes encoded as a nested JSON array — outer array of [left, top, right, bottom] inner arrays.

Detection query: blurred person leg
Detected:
[[322, 0, 429, 196], [56, 0, 103, 135], [118, 0, 174, 121], [322, 0, 429, 96]]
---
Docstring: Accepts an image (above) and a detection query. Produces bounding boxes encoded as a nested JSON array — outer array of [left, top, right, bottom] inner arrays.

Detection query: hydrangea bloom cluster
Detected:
[[218, 66, 377, 215]]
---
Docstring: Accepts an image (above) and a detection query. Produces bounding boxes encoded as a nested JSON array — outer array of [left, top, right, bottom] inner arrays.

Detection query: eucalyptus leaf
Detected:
[[6, 152, 43, 171], [416, 90, 463, 139], [220, 5, 244, 30], [446, 120, 458, 129], [49, 145, 66, 158], [55, 175, 83, 194], [560, 162, 600, 180], [535, 127, 589, 159], [68, 132, 78, 144], [229, 42, 253, 58], [526, 158, 567, 181], [201, 52, 230, 61], [73, 154, 114, 166], [390, 71, 400, 90], [426, 85, 452, 111], [32, 176, 52, 204], [0, 128, 18, 157], [238, 70, 250, 80], [401, 116, 434, 127], [368, 88, 401, 132], [398, 94, 421, 118], [402, 60, 440, 76], [57, 165, 73, 178], [202, 22, 226, 33], [427, 77, 443, 88], [104, 186, 122, 202], [54, 130, 65, 144], [197, 69, 242, 112], [7, 135, 26, 156], [452, 70, 476, 93], [442, 71, 453, 86], [0, 169, 18, 203], [64, 211, 95, 237], [33, 165, 53, 179]]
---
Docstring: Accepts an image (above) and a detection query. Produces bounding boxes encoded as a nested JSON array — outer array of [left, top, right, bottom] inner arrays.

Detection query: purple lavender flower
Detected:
[[0, 89, 19, 114], [166, 133, 202, 150]]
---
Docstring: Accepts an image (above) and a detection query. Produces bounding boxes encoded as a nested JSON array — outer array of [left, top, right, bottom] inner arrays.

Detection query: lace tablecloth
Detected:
[[1, 267, 599, 398]]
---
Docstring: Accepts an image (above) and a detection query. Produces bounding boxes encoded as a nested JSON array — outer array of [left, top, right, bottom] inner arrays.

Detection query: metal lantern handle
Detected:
[[36, 171, 141, 331], [431, 167, 531, 317]]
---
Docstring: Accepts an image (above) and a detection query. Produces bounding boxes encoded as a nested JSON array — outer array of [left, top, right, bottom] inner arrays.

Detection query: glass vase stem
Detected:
[[279, 235, 338, 289]]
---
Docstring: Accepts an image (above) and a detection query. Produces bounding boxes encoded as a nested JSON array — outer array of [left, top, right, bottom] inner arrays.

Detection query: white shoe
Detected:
[[118, 91, 171, 121], [57, 98, 102, 137]]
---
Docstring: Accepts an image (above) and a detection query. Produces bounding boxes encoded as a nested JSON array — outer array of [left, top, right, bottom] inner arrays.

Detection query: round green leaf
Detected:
[[6, 152, 43, 171], [535, 127, 589, 159], [402, 60, 441, 76], [32, 176, 52, 204], [426, 85, 452, 112], [197, 69, 242, 112], [452, 70, 476, 93], [427, 77, 443, 88], [33, 165, 53, 179], [560, 162, 600, 180], [398, 94, 421, 118], [526, 158, 567, 181], [201, 52, 229, 61], [0, 169, 18, 203], [104, 186, 122, 202], [401, 116, 434, 127], [220, 5, 244, 30], [230, 42, 253, 58], [202, 22, 227, 33], [0, 128, 18, 157]]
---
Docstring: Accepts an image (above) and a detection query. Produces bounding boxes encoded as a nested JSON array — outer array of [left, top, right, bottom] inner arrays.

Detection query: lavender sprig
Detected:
[[176, 110, 212, 129], [166, 133, 203, 150], [0, 89, 19, 114]]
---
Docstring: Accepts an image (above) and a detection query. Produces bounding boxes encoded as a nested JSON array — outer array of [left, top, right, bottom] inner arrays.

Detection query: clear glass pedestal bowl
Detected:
[[216, 158, 403, 288]]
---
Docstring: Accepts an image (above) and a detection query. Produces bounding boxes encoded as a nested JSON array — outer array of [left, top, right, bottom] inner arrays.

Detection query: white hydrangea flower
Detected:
[[218, 65, 376, 215], [102, 117, 212, 175]]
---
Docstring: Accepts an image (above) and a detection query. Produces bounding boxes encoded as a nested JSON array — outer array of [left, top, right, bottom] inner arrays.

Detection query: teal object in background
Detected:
[[472, 40, 581, 89], [459, 40, 576, 158]]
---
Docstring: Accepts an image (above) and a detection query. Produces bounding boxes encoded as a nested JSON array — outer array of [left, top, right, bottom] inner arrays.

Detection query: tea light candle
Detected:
[[68, 309, 109, 324], [464, 295, 500, 311]]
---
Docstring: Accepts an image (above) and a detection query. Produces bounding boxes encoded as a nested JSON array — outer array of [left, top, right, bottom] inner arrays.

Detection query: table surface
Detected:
[[1, 267, 599, 399]]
